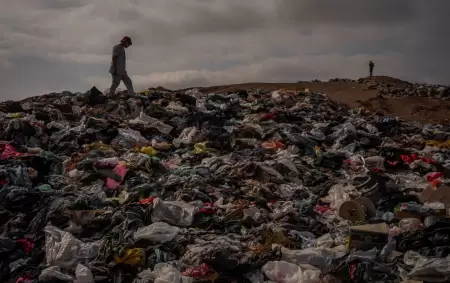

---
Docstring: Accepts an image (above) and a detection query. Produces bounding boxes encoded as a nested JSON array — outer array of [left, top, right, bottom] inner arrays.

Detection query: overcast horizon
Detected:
[[1, 0, 449, 99]]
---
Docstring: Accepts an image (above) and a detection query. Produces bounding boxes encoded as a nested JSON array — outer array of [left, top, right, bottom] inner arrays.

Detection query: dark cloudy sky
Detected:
[[1, 0, 449, 99]]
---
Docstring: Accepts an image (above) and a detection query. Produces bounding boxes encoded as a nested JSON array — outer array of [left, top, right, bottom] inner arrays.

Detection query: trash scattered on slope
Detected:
[[0, 85, 450, 282], [358, 77, 450, 99]]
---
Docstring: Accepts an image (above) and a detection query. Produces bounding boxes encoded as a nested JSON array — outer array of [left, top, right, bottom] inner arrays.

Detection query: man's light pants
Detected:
[[109, 73, 135, 96]]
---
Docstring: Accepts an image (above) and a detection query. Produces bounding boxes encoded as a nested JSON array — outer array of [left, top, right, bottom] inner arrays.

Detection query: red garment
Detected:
[[349, 263, 357, 279], [422, 157, 435, 164], [182, 264, 211, 278], [197, 203, 215, 215], [16, 239, 34, 253], [261, 113, 277, 121], [386, 160, 399, 166], [0, 144, 32, 160], [400, 154, 435, 165], [427, 172, 444, 182], [431, 179, 442, 187], [139, 197, 155, 205], [314, 204, 332, 214], [400, 155, 413, 164], [410, 154, 420, 161], [16, 276, 32, 283]]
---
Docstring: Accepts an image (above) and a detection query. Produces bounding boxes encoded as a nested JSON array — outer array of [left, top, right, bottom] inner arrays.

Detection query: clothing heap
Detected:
[[0, 85, 450, 283], [357, 78, 450, 99]]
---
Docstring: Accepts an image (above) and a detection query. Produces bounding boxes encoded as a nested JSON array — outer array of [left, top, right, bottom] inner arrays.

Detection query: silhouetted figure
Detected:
[[109, 36, 134, 97], [369, 61, 374, 77]]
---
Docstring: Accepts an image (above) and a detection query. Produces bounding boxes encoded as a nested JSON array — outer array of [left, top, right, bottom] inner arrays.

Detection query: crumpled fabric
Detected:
[[106, 163, 127, 189], [44, 225, 102, 268], [2, 85, 450, 283], [134, 263, 193, 283], [0, 166, 33, 188], [0, 144, 34, 160], [262, 261, 322, 283], [134, 222, 180, 243], [152, 199, 197, 227]]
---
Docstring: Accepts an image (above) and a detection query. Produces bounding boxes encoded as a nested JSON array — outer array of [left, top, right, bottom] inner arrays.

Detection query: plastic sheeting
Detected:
[[44, 225, 102, 268], [134, 222, 181, 243], [152, 199, 197, 227]]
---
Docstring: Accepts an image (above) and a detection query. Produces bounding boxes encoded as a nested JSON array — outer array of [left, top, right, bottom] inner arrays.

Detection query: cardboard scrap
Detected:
[[349, 223, 388, 251]]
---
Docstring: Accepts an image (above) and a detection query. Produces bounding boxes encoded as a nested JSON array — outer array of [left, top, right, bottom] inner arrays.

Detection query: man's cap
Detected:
[[121, 36, 132, 45]]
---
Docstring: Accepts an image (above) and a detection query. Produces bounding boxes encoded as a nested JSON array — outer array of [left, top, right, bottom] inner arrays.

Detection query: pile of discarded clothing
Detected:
[[328, 78, 356, 83], [0, 85, 450, 283], [357, 77, 450, 99]]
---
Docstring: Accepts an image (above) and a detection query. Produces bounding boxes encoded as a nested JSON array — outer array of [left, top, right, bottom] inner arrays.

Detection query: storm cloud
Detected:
[[0, 0, 449, 99]]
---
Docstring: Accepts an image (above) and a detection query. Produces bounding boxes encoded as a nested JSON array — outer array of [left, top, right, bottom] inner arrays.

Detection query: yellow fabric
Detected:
[[106, 191, 129, 204], [194, 142, 209, 154], [139, 89, 150, 95], [426, 140, 450, 148], [193, 142, 218, 154], [141, 146, 158, 156], [114, 248, 145, 265], [87, 142, 114, 151], [314, 145, 323, 157]]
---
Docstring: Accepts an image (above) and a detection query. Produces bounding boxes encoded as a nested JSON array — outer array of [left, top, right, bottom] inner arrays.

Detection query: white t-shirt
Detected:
[[109, 44, 126, 75]]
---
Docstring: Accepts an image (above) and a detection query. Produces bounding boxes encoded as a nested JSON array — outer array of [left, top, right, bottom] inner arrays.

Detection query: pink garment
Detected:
[[0, 144, 32, 160], [16, 239, 34, 253], [314, 204, 333, 214], [106, 164, 127, 189], [182, 264, 211, 278], [427, 172, 444, 182]]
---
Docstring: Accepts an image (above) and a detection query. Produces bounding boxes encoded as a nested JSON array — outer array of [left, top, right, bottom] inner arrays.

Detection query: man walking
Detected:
[[109, 36, 135, 96], [369, 61, 375, 77]]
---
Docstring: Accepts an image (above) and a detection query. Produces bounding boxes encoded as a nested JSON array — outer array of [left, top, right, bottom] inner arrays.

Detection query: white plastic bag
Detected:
[[74, 264, 94, 283], [136, 263, 193, 283], [152, 199, 197, 227], [262, 261, 322, 283], [277, 245, 345, 270], [166, 101, 189, 115], [130, 112, 173, 134], [134, 222, 181, 243], [316, 234, 334, 248], [327, 183, 353, 210], [39, 266, 74, 282], [173, 127, 200, 148], [288, 231, 317, 249], [44, 225, 102, 268], [272, 91, 283, 103], [263, 261, 303, 283], [112, 128, 148, 148], [405, 251, 450, 282], [329, 123, 357, 142]]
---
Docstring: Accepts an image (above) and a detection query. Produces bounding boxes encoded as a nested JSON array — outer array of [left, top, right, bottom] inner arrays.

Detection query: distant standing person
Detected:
[[369, 61, 375, 77], [109, 36, 135, 96]]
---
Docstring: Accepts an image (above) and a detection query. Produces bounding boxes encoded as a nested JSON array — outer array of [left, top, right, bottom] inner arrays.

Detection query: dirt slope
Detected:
[[197, 77, 450, 124]]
